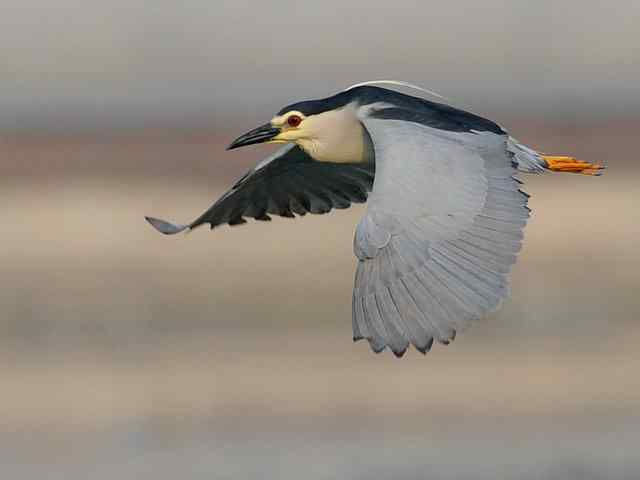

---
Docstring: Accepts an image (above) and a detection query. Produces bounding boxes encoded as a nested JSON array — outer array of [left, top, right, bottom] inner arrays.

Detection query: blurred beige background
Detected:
[[2, 1, 639, 479]]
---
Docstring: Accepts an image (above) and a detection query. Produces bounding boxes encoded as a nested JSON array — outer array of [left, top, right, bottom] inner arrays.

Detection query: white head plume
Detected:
[[342, 80, 449, 102]]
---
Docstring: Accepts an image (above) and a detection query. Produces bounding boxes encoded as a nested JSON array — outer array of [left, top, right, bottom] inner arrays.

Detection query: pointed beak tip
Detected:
[[227, 123, 279, 151]]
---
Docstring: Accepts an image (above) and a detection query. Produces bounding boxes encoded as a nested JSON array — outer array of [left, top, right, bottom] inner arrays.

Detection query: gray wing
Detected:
[[146, 144, 374, 234], [352, 107, 529, 356]]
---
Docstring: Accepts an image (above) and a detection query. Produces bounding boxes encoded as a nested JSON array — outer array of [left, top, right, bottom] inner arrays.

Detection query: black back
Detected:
[[277, 86, 505, 135]]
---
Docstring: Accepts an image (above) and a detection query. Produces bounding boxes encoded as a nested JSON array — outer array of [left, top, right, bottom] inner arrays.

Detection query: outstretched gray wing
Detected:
[[352, 107, 529, 356], [146, 144, 374, 234]]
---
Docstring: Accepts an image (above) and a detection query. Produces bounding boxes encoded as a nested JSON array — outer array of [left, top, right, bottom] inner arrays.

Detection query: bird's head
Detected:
[[227, 110, 312, 150], [226, 81, 448, 153], [227, 93, 370, 163]]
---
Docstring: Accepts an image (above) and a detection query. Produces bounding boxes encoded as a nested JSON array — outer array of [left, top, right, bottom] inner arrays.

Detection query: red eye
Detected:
[[287, 115, 302, 127]]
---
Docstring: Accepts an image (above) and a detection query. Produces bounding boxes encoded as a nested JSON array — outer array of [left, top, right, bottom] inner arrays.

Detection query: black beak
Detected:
[[227, 123, 280, 150]]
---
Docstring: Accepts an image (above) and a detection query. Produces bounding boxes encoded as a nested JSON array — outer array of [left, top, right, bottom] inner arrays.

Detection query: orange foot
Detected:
[[541, 155, 605, 176]]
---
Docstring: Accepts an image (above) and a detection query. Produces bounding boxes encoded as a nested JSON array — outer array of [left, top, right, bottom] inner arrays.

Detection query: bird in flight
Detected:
[[146, 81, 604, 357]]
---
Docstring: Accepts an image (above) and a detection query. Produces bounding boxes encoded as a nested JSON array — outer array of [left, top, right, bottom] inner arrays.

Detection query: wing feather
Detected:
[[353, 110, 529, 356], [146, 144, 374, 234]]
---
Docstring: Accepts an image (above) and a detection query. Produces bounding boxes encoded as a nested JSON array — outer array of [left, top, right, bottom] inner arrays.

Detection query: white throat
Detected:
[[296, 108, 372, 164]]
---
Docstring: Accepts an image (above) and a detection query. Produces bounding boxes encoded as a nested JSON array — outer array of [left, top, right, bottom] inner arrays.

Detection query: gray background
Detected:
[[2, 1, 639, 478]]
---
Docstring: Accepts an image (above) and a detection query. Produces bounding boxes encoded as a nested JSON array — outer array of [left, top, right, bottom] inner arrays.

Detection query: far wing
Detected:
[[146, 144, 374, 234], [352, 110, 529, 356]]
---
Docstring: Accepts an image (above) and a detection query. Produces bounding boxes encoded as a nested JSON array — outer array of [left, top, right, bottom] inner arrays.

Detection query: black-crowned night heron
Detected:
[[146, 81, 603, 357]]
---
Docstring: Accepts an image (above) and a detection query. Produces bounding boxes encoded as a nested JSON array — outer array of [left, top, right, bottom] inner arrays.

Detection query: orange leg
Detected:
[[541, 155, 605, 176]]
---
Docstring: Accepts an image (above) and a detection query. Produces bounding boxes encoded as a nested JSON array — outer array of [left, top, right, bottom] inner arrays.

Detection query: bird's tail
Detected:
[[507, 137, 605, 176], [539, 155, 605, 176]]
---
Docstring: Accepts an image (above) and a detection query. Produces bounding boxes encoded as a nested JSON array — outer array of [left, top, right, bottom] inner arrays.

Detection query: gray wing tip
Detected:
[[145, 216, 189, 235]]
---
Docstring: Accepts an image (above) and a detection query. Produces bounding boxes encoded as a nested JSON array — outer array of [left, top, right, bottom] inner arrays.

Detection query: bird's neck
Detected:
[[297, 109, 373, 164]]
